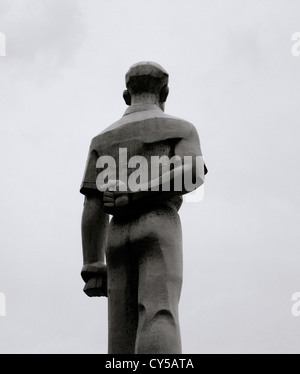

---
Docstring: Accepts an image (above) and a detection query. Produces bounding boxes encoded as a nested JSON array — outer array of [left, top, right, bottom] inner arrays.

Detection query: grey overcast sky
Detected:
[[0, 0, 300, 353]]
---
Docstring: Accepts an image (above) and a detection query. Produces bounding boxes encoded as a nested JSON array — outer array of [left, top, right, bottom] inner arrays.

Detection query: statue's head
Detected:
[[123, 62, 169, 110]]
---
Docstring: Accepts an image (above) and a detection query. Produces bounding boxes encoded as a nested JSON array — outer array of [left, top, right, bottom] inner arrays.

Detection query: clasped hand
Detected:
[[99, 180, 130, 208]]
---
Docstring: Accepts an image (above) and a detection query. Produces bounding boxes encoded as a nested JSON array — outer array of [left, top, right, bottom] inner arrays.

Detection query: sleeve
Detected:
[[80, 142, 99, 195]]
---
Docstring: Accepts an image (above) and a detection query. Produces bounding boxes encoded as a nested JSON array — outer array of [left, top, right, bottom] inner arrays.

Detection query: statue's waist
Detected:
[[105, 195, 182, 218]]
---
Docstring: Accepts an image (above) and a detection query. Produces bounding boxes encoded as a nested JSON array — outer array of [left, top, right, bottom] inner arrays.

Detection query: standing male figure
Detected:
[[80, 62, 207, 354]]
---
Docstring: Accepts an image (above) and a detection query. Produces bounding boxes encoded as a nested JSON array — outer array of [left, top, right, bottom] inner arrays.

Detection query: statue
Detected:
[[80, 62, 207, 354]]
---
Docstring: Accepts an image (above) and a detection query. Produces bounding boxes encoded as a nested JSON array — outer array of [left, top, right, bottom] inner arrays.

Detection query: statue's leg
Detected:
[[131, 207, 183, 354], [106, 218, 138, 354]]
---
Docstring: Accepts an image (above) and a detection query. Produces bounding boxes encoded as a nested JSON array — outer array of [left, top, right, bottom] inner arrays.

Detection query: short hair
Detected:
[[125, 61, 169, 95]]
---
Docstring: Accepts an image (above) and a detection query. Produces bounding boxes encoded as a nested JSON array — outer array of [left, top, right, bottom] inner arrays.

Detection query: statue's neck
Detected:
[[130, 94, 165, 111], [124, 103, 163, 116]]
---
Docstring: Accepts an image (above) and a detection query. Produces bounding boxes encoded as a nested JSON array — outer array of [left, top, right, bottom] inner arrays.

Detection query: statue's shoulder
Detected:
[[163, 113, 194, 127], [94, 117, 126, 138], [162, 113, 198, 138], [89, 112, 197, 150], [89, 117, 126, 148]]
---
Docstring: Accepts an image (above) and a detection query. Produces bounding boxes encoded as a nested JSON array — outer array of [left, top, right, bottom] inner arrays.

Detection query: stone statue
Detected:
[[80, 62, 207, 354]]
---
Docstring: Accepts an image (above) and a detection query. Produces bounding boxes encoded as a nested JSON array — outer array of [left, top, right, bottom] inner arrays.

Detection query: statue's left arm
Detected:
[[81, 192, 109, 297], [80, 141, 109, 297]]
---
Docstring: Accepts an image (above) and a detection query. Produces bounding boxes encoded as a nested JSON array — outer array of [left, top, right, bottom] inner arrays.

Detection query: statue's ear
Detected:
[[123, 90, 131, 106], [160, 85, 169, 103]]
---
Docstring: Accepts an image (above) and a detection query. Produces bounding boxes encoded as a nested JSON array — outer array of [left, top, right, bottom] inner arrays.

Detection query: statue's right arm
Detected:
[[81, 192, 109, 297]]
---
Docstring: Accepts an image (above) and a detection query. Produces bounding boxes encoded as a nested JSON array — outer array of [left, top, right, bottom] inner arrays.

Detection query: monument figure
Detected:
[[80, 62, 207, 354]]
